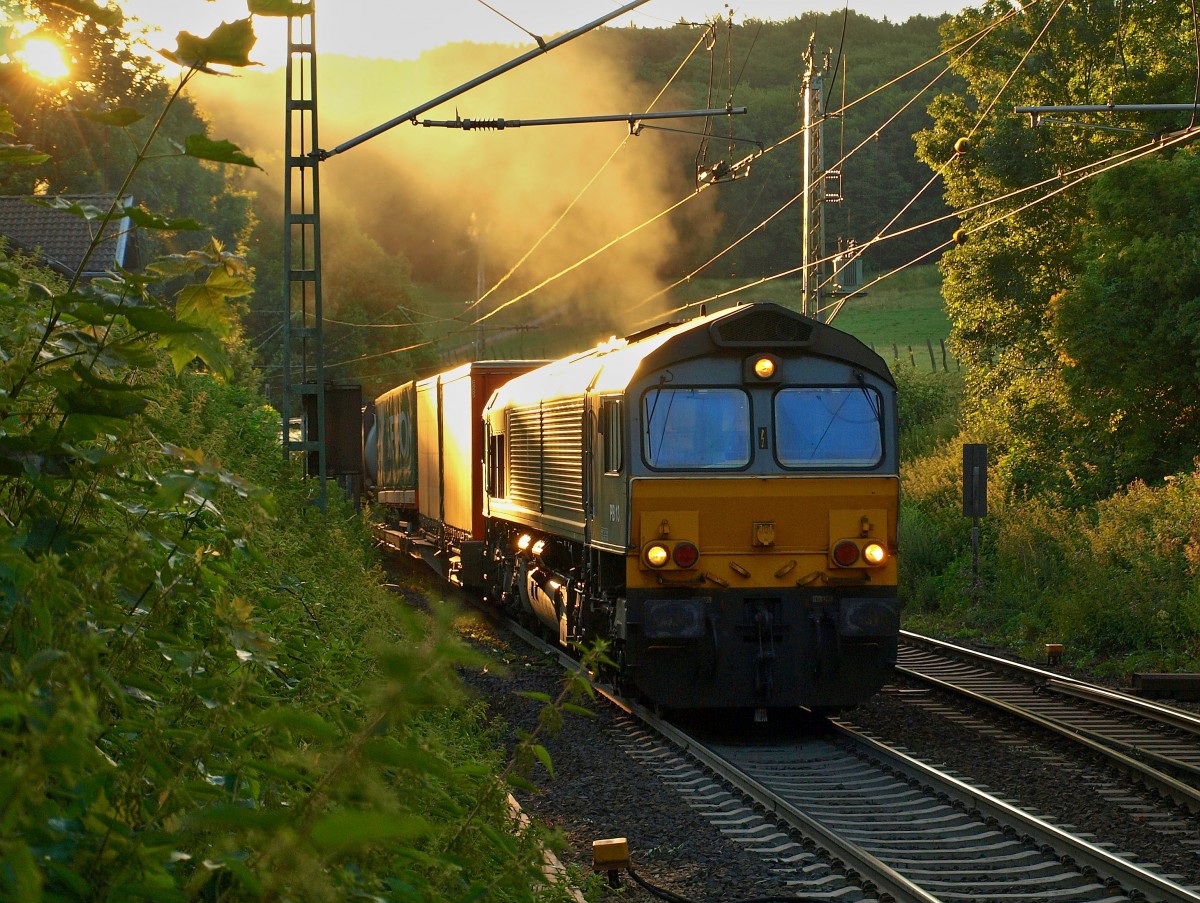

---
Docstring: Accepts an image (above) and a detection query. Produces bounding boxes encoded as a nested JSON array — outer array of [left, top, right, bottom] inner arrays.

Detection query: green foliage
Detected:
[[892, 361, 962, 461], [0, 1, 255, 258], [918, 1, 1199, 502], [0, 8, 579, 901], [1050, 151, 1200, 490], [898, 434, 974, 613], [602, 13, 955, 275], [832, 265, 953, 351], [901, 437, 1200, 674]]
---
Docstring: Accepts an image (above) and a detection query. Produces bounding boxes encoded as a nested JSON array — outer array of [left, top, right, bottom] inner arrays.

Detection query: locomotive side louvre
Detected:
[[499, 397, 587, 540], [479, 302, 901, 712]]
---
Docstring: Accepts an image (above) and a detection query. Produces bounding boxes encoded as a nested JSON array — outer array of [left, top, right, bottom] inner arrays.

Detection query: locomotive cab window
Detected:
[[774, 386, 883, 468], [643, 387, 751, 470], [488, 433, 505, 496], [600, 398, 623, 474]]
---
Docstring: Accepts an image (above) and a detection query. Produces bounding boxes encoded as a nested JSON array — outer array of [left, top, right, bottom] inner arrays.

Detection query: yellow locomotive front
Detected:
[[483, 302, 899, 714]]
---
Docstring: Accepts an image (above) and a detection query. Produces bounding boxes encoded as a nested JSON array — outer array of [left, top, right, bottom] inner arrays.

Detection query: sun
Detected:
[[16, 37, 70, 80]]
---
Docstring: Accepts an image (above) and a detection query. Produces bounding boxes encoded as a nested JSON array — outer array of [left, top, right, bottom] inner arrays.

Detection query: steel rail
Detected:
[[491, 611, 939, 902], [901, 630, 1200, 735], [835, 723, 1200, 903], [383, 557, 1198, 900], [627, 701, 943, 903], [894, 663, 1200, 814]]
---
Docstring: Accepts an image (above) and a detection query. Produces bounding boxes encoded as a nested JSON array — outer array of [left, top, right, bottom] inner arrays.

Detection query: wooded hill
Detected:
[[192, 12, 956, 394]]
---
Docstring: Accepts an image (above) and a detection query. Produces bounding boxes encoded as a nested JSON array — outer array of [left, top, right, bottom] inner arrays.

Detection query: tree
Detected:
[[0, 6, 578, 899], [916, 0, 1197, 499], [0, 1, 253, 255], [1050, 150, 1200, 488]]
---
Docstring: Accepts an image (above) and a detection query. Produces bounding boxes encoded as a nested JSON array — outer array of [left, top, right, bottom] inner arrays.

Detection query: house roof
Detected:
[[0, 194, 135, 279]]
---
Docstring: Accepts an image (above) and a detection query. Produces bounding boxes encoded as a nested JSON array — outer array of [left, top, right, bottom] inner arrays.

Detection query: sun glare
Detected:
[[16, 37, 69, 80]]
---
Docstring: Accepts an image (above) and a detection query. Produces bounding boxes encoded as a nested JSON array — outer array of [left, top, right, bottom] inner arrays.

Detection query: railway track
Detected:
[[381, 547, 1200, 901], [499, 613, 1200, 902], [668, 715, 1199, 902], [896, 631, 1200, 814]]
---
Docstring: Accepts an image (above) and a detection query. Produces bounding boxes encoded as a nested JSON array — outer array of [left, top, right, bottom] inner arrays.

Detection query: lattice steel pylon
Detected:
[[800, 42, 827, 321], [280, 7, 327, 509]]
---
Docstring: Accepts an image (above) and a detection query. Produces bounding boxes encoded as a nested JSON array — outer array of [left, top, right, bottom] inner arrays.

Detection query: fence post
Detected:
[[941, 339, 949, 372], [926, 338, 936, 372]]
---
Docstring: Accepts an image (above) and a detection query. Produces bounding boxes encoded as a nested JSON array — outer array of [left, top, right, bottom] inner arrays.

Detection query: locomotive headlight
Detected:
[[753, 356, 776, 380], [863, 542, 887, 566], [644, 543, 670, 568], [744, 353, 781, 383], [531, 539, 546, 556], [517, 534, 532, 551]]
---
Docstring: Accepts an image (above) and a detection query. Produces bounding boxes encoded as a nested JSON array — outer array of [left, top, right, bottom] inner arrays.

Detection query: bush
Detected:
[[892, 362, 963, 461], [902, 449, 1200, 674]]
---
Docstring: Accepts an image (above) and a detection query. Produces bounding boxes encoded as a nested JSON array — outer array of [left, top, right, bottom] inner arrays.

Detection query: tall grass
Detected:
[[900, 437, 1200, 674]]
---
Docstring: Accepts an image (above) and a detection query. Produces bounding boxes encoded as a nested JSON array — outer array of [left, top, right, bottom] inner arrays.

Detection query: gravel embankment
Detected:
[[458, 617, 807, 903], [844, 679, 1200, 889]]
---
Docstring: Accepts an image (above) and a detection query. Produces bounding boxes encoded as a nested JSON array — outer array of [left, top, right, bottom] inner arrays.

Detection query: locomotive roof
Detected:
[[488, 302, 894, 407]]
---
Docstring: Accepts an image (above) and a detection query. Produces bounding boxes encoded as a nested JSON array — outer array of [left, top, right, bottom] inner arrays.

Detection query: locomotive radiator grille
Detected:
[[507, 404, 541, 511], [711, 309, 814, 346], [506, 400, 585, 517]]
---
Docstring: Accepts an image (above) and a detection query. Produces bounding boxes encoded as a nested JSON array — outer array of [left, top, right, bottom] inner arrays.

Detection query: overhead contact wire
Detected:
[[815, 0, 1069, 322], [458, 23, 715, 325], [470, 0, 1038, 334], [328, 9, 711, 372], [675, 83, 1170, 323]]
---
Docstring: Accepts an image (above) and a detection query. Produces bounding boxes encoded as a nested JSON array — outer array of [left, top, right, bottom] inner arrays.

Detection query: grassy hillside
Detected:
[[832, 265, 949, 349]]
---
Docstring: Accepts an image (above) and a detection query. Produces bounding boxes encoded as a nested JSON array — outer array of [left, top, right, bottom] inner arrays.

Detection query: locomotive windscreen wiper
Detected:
[[855, 370, 882, 420]]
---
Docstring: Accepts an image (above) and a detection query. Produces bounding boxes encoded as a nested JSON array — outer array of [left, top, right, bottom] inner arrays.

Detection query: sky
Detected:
[[119, 0, 965, 69]]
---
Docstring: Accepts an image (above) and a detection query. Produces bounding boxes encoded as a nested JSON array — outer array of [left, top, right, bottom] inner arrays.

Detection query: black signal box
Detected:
[[963, 443, 987, 519]]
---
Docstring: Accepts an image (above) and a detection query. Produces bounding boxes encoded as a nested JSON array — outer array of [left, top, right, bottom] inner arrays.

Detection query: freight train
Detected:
[[364, 301, 900, 714]]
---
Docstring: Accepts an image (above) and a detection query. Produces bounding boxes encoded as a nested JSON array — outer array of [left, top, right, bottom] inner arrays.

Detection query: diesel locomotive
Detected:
[[366, 301, 900, 713]]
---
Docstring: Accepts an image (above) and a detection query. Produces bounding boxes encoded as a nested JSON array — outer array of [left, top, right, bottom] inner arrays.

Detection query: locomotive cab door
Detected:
[[591, 396, 628, 551]]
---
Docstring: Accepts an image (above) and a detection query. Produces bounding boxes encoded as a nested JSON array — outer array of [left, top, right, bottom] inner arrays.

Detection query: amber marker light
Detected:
[[753, 356, 776, 379], [644, 543, 670, 568], [863, 542, 887, 566]]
